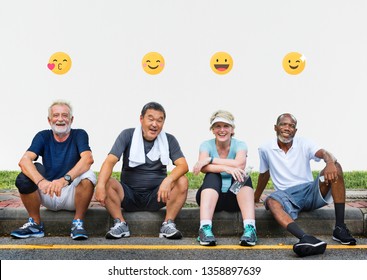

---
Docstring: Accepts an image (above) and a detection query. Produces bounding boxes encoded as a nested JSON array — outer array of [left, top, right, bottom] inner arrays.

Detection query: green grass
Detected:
[[1, 170, 367, 190]]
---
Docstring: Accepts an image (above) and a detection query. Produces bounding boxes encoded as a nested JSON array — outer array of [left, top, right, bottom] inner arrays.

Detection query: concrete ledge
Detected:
[[0, 207, 365, 238]]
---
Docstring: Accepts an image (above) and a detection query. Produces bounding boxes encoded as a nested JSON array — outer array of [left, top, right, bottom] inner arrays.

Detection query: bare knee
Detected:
[[174, 176, 189, 194], [335, 162, 344, 177], [266, 197, 281, 210], [75, 179, 94, 195], [105, 177, 124, 199]]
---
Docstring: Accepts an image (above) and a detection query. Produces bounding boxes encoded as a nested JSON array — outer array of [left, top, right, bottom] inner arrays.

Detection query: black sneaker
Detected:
[[293, 235, 327, 257], [10, 217, 45, 239], [333, 224, 357, 245], [71, 219, 88, 240]]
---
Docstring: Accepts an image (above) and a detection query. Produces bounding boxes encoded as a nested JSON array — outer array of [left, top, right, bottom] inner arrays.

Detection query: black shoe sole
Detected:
[[332, 236, 357, 245], [240, 240, 256, 246], [199, 240, 217, 246], [71, 235, 88, 240], [105, 233, 130, 239], [293, 242, 327, 257], [161, 231, 183, 240]]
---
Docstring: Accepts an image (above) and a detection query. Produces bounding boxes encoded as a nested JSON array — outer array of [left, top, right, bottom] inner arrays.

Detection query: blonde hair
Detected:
[[48, 100, 73, 118], [209, 110, 235, 136]]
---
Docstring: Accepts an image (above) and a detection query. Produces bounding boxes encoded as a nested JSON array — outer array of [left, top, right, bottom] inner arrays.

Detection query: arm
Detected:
[[95, 154, 119, 206], [18, 151, 46, 188], [157, 157, 189, 203], [193, 150, 247, 181], [47, 150, 94, 197], [315, 149, 338, 183], [254, 170, 270, 202]]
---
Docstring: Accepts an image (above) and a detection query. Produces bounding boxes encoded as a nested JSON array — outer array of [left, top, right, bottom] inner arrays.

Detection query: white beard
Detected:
[[277, 135, 293, 144], [51, 123, 71, 136]]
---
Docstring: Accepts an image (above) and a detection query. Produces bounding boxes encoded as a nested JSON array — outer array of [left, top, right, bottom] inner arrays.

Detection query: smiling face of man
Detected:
[[140, 109, 165, 141], [48, 104, 73, 138], [274, 114, 298, 144]]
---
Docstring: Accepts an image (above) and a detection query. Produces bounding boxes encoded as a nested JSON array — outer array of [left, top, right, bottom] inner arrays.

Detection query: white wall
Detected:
[[1, 0, 366, 172]]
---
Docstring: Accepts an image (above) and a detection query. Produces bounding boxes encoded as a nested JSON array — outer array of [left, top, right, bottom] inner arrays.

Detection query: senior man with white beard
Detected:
[[254, 113, 356, 257], [10, 100, 96, 240]]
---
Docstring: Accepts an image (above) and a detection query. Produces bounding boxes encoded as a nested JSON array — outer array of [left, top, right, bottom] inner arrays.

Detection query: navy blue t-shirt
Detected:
[[27, 129, 91, 180]]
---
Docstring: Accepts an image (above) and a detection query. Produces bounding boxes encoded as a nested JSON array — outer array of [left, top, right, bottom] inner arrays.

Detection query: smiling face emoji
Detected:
[[142, 52, 165, 75], [282, 52, 306, 75], [210, 52, 233, 75], [47, 52, 72, 75]]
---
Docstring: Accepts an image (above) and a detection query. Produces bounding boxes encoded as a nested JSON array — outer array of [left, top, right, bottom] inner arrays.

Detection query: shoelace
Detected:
[[201, 225, 214, 237], [20, 220, 36, 229], [163, 222, 177, 232], [72, 220, 84, 230], [110, 221, 124, 230], [244, 225, 255, 238]]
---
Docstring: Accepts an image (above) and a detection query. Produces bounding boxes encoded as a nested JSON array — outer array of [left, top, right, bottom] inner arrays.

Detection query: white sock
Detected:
[[200, 220, 212, 228], [243, 219, 256, 229]]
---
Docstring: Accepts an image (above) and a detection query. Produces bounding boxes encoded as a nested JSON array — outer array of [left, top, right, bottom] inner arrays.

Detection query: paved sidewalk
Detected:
[[1, 189, 366, 238]]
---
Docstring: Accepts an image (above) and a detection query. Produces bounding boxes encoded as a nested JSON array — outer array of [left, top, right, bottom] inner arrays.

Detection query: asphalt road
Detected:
[[0, 236, 366, 260]]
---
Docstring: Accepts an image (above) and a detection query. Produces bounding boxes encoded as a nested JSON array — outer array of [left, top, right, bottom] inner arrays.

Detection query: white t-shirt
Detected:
[[258, 137, 321, 191]]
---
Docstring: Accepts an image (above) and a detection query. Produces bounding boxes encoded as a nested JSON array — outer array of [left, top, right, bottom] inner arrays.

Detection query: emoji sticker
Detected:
[[210, 52, 233, 75], [282, 52, 306, 75], [142, 52, 165, 75], [47, 52, 72, 75]]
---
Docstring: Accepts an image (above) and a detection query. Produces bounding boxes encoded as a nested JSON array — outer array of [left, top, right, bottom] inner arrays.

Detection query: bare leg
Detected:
[[20, 191, 42, 224], [104, 178, 126, 222], [74, 179, 95, 220], [237, 186, 255, 220], [165, 175, 188, 221], [266, 198, 294, 228], [199, 188, 219, 221]]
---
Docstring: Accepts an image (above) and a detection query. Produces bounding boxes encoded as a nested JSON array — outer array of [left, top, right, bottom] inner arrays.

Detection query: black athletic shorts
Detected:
[[195, 172, 253, 212], [121, 182, 166, 212]]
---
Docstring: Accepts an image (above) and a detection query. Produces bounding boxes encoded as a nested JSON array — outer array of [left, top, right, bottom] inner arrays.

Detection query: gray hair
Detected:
[[276, 113, 297, 126], [48, 100, 73, 118]]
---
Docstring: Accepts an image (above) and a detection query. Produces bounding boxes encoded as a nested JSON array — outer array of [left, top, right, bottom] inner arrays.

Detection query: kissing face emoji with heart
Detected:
[[47, 52, 72, 75]]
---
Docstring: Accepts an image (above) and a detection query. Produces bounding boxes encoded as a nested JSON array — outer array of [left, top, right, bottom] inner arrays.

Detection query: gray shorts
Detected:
[[265, 174, 333, 220]]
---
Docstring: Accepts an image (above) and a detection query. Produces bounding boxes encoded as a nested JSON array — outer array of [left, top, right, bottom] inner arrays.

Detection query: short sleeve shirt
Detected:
[[199, 138, 248, 192], [258, 137, 321, 191], [28, 129, 91, 181], [109, 128, 185, 191]]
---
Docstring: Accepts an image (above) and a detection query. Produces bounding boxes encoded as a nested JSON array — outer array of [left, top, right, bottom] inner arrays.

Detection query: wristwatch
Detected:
[[64, 174, 73, 185]]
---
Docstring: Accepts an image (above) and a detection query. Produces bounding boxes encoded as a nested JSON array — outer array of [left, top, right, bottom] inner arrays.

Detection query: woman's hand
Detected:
[[193, 157, 211, 175], [225, 167, 246, 181]]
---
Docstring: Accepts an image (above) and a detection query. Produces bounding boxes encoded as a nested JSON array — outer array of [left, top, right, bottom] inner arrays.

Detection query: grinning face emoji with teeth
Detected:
[[210, 52, 233, 75], [282, 52, 306, 75]]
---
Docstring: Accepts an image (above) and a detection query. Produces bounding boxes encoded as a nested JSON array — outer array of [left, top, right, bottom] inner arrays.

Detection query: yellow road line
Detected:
[[0, 244, 366, 250]]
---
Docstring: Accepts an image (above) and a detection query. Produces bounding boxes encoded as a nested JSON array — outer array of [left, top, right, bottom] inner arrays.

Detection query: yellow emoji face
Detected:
[[142, 52, 165, 75], [210, 52, 233, 75], [282, 52, 306, 75], [47, 52, 72, 75]]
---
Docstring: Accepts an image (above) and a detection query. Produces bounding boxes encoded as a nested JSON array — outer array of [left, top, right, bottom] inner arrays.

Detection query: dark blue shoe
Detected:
[[10, 218, 45, 239], [71, 219, 88, 240]]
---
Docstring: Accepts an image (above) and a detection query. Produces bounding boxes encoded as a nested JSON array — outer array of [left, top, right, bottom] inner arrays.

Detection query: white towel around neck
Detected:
[[128, 125, 170, 167]]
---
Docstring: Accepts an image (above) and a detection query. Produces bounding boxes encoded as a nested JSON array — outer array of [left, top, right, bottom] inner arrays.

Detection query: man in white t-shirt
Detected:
[[255, 113, 356, 257]]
